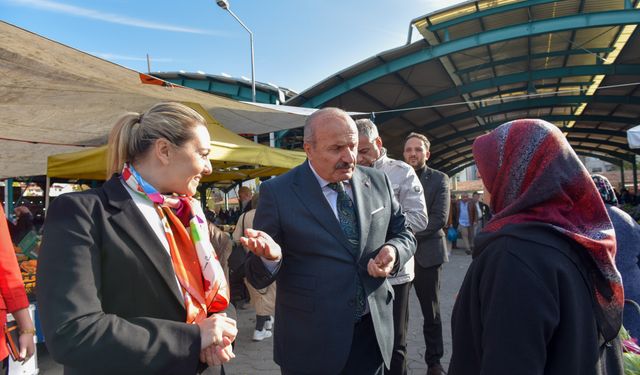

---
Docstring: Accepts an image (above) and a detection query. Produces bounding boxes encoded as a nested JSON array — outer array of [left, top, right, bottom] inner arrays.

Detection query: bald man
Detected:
[[242, 108, 416, 374]]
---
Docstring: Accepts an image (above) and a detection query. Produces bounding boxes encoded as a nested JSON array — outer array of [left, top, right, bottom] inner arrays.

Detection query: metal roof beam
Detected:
[[407, 95, 640, 135], [471, 81, 594, 101], [566, 137, 633, 151], [446, 161, 476, 177], [376, 64, 640, 123], [424, 0, 560, 32], [431, 139, 636, 170], [430, 115, 632, 145], [440, 150, 628, 177], [302, 9, 640, 108], [454, 48, 614, 76]]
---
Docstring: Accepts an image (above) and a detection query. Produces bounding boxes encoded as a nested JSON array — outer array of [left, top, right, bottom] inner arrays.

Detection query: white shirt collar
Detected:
[[308, 161, 330, 188], [308, 161, 352, 188]]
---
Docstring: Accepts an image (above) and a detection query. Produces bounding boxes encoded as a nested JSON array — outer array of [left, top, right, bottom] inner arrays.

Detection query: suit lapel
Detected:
[[291, 161, 353, 252], [102, 176, 185, 309], [351, 167, 373, 258]]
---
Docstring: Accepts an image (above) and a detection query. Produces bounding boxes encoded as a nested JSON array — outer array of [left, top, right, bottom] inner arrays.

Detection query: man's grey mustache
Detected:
[[335, 162, 354, 169]]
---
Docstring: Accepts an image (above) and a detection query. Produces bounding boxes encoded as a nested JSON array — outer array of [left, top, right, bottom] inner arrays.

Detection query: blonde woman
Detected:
[[37, 102, 237, 374]]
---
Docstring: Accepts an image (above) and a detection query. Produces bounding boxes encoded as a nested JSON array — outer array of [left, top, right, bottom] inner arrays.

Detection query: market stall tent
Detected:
[[629, 125, 640, 149], [46, 102, 306, 183], [0, 21, 308, 179]]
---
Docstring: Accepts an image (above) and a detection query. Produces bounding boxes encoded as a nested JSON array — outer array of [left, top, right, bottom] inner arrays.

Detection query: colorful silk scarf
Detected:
[[592, 174, 619, 206], [121, 163, 229, 323], [473, 119, 622, 340]]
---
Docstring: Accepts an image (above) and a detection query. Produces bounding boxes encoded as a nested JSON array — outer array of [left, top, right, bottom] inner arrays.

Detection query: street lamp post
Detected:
[[216, 0, 256, 103]]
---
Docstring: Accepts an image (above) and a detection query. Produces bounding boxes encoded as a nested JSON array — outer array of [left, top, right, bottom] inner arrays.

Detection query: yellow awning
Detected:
[[47, 102, 306, 183]]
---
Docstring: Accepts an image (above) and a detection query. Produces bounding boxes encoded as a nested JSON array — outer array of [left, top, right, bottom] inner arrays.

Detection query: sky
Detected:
[[1, 0, 463, 93]]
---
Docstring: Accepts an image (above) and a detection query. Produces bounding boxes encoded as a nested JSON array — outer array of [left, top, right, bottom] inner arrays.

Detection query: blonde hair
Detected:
[[107, 102, 206, 176]]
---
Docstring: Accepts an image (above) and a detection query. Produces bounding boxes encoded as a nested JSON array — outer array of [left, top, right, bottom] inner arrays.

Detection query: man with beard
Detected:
[[355, 118, 427, 375], [403, 132, 450, 375], [241, 108, 416, 374]]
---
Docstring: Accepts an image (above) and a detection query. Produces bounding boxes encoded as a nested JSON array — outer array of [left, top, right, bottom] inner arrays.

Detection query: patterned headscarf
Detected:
[[591, 174, 619, 206], [473, 119, 622, 340]]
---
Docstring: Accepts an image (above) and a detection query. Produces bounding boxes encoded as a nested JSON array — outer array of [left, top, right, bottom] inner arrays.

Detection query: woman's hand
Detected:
[[197, 313, 237, 349], [199, 336, 235, 366], [18, 330, 36, 362], [12, 308, 36, 362]]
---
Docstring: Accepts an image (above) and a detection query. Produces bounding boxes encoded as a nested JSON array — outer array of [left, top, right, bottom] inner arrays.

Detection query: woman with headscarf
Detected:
[[449, 119, 624, 375], [37, 102, 237, 374], [592, 174, 640, 338]]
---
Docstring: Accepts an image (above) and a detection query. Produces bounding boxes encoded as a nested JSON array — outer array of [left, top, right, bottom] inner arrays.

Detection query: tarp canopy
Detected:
[[47, 102, 307, 183], [629, 125, 640, 149], [0, 21, 308, 179]]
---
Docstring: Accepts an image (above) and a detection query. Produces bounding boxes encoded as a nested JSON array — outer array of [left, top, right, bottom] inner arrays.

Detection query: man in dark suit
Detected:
[[403, 132, 450, 375], [241, 108, 416, 375]]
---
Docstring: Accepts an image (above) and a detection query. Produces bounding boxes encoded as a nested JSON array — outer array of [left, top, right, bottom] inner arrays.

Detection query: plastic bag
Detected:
[[447, 227, 458, 243]]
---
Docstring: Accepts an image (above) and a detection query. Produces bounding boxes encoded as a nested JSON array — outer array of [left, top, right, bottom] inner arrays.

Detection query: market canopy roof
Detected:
[[0, 21, 308, 179], [287, 0, 640, 175], [47, 103, 306, 184]]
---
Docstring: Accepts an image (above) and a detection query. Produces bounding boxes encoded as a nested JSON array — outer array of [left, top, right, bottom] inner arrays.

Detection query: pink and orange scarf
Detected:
[[122, 163, 229, 323]]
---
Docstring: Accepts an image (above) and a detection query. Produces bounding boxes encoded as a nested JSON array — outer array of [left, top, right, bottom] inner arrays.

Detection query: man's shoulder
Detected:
[[382, 156, 412, 170], [356, 164, 387, 181], [426, 166, 448, 179], [261, 163, 303, 189]]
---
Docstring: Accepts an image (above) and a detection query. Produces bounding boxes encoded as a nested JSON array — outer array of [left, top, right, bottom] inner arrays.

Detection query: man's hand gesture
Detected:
[[240, 228, 282, 261]]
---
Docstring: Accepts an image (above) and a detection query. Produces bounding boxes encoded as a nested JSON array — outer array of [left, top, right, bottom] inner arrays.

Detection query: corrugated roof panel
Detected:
[[434, 19, 484, 44], [482, 9, 530, 31], [583, 0, 626, 13]]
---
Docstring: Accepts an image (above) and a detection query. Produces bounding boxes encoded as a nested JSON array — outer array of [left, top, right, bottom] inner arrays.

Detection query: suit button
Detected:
[[348, 299, 354, 307]]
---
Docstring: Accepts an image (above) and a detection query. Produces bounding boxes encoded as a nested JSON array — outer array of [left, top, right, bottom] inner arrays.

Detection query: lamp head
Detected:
[[216, 0, 229, 9]]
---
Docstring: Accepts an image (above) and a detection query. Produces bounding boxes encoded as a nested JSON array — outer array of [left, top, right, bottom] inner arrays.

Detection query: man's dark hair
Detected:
[[405, 132, 431, 151]]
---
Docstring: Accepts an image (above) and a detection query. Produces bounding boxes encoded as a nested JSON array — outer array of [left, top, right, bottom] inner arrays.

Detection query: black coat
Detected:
[[449, 223, 623, 375], [414, 166, 450, 268], [245, 161, 416, 374], [37, 176, 203, 374]]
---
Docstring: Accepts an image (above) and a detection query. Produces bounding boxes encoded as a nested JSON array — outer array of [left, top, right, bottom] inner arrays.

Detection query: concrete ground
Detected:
[[37, 250, 472, 375]]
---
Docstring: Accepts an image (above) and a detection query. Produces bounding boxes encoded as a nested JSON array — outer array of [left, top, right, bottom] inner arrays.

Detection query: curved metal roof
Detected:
[[287, 0, 640, 175], [151, 71, 297, 104]]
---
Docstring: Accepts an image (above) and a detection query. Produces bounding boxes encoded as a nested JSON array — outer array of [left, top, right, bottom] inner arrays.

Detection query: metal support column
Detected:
[[44, 177, 51, 217], [620, 161, 626, 190], [633, 156, 638, 194], [199, 185, 208, 211], [4, 178, 13, 218]]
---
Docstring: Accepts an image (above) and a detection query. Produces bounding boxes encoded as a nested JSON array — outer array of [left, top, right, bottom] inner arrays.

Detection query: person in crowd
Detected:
[[477, 193, 491, 231], [0, 205, 36, 371], [456, 193, 477, 255], [238, 186, 253, 214], [620, 188, 632, 205], [229, 192, 251, 311], [205, 210, 233, 283], [470, 192, 483, 235], [37, 102, 237, 374], [403, 132, 450, 375], [8, 205, 34, 244], [232, 193, 276, 342], [355, 119, 427, 375], [241, 108, 416, 374], [592, 174, 640, 338], [449, 119, 624, 375], [446, 194, 459, 252]]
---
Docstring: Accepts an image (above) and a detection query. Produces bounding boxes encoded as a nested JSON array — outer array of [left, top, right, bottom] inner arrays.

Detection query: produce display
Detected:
[[13, 242, 38, 297]]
